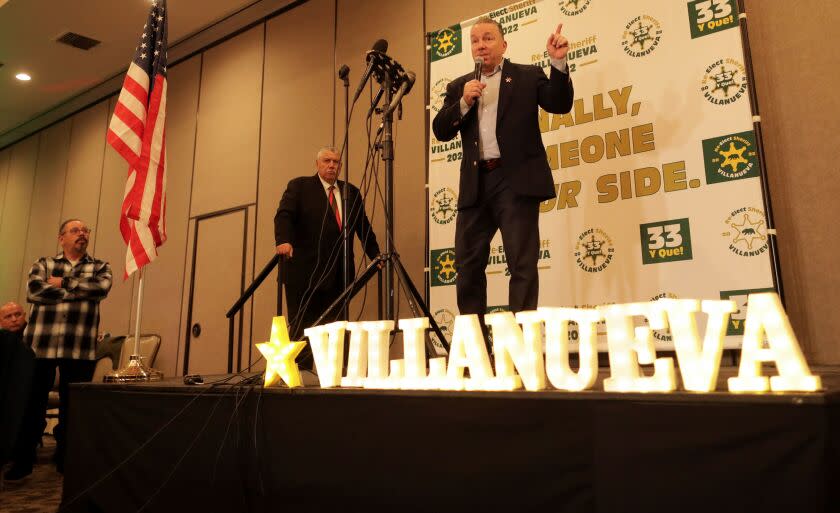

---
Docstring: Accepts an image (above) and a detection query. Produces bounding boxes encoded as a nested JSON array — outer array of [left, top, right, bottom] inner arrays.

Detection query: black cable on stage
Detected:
[[211, 381, 254, 482], [135, 383, 238, 512], [205, 354, 266, 386], [350, 148, 379, 319], [58, 377, 256, 512], [252, 379, 266, 497], [337, 115, 385, 322], [369, 140, 400, 260], [326, 76, 388, 322], [287, 203, 334, 336], [337, 122, 384, 321]]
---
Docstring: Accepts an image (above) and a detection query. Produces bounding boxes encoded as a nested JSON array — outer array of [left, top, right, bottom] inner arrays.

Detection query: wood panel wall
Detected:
[[1, 0, 837, 368]]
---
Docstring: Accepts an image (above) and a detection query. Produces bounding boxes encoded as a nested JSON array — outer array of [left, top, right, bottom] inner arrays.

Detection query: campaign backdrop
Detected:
[[426, 0, 775, 351]]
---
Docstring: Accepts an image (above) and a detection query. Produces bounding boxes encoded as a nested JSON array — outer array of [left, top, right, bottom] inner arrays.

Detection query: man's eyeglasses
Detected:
[[62, 227, 91, 236]]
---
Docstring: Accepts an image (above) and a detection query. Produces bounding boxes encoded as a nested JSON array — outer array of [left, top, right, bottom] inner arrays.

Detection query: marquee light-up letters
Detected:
[[362, 320, 395, 389], [446, 315, 497, 390], [664, 299, 736, 392], [304, 321, 346, 388], [600, 301, 677, 392], [287, 293, 821, 394], [487, 311, 544, 391], [541, 307, 600, 391], [727, 293, 822, 392]]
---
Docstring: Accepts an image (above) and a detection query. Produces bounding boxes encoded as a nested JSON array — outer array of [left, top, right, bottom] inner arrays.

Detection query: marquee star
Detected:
[[256, 316, 308, 387]]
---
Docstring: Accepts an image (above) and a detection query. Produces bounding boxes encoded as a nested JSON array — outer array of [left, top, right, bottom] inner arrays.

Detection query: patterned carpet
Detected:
[[0, 436, 63, 513]]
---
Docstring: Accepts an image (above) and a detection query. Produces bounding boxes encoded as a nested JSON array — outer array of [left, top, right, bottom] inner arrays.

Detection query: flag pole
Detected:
[[102, 0, 167, 383], [132, 267, 145, 357], [104, 266, 163, 382]]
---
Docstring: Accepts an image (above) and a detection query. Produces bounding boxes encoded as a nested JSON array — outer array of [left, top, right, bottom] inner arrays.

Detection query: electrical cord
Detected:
[[59, 376, 258, 511]]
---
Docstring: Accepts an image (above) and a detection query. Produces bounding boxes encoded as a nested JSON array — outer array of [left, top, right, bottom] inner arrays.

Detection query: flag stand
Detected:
[[104, 268, 163, 382]]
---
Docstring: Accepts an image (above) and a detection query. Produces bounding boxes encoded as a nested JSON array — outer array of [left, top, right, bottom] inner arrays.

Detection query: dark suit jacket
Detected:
[[432, 59, 574, 209], [0, 329, 34, 462], [274, 174, 380, 297]]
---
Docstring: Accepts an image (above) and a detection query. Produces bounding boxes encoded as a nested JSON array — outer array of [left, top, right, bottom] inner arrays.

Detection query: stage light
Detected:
[[256, 316, 307, 388], [15, 72, 31, 81], [728, 293, 822, 392]]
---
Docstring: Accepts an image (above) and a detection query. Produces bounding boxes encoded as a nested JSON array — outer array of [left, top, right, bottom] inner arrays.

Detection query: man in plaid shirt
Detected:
[[5, 219, 112, 480]]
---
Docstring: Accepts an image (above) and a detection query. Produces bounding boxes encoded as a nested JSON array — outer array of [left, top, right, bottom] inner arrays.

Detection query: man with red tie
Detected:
[[274, 147, 380, 368]]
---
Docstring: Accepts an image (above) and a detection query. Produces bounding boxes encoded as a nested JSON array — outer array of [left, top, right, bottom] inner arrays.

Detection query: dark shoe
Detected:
[[4, 464, 33, 480]]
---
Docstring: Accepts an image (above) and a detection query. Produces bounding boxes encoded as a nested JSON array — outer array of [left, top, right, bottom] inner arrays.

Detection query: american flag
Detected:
[[107, 0, 168, 278]]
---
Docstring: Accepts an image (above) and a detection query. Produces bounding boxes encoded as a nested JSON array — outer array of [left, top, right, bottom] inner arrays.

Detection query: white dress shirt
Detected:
[[459, 57, 568, 161]]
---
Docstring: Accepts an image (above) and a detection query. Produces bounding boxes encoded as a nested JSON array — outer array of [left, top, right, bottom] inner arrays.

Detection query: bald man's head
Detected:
[[0, 301, 26, 333]]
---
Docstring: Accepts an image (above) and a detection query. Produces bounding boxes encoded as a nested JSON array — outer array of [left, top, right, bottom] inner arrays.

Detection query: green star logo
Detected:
[[430, 25, 462, 62]]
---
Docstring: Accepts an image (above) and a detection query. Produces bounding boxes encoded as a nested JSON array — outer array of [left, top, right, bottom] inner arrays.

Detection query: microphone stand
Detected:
[[339, 65, 350, 321], [381, 72, 396, 321], [315, 53, 450, 356]]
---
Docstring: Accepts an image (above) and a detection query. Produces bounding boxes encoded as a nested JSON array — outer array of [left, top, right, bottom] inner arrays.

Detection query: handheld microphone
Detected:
[[382, 71, 416, 117], [471, 59, 483, 108], [352, 39, 388, 104]]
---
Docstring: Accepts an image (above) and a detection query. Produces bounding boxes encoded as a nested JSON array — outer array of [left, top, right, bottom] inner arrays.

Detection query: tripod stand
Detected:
[[314, 52, 449, 355]]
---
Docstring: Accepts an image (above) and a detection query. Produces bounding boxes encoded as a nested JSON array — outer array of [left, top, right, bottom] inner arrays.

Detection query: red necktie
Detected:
[[328, 186, 342, 229]]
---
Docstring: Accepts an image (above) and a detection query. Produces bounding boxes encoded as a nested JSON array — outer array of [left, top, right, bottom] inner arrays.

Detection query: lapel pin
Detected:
[[505, 76, 512, 83]]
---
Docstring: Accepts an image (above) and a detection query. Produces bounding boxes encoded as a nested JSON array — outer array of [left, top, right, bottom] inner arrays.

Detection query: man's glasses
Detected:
[[62, 227, 91, 235]]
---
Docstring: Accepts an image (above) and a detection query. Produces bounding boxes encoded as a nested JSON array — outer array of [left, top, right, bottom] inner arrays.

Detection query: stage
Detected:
[[61, 367, 840, 513]]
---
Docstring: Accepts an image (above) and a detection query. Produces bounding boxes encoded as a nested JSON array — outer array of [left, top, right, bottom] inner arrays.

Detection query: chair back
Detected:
[[118, 334, 161, 368]]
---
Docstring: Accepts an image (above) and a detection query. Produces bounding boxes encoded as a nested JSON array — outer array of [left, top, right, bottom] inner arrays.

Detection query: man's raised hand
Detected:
[[546, 23, 569, 60]]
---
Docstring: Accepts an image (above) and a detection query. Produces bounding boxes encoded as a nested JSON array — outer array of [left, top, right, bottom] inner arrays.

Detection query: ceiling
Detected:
[[0, 0, 296, 149]]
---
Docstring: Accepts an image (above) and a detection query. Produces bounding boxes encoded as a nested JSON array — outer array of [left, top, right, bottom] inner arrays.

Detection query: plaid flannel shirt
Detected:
[[23, 253, 113, 360]]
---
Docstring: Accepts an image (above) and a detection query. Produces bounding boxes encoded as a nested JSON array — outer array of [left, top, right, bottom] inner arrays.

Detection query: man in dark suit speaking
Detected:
[[432, 17, 573, 316], [274, 147, 380, 367]]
